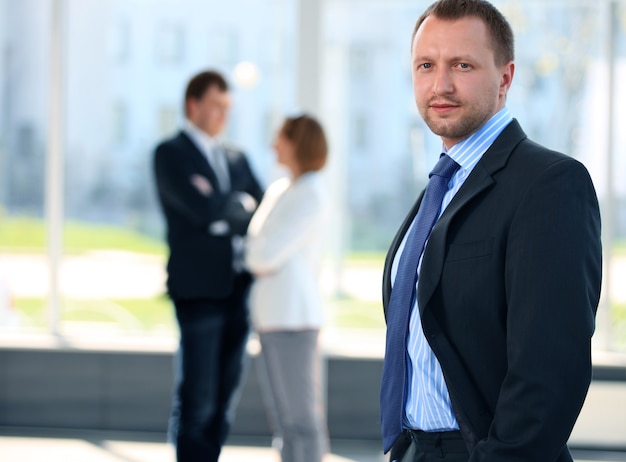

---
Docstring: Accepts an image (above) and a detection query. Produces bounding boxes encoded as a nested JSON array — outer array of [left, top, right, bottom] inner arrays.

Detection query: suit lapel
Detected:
[[178, 131, 222, 190], [383, 120, 527, 314], [416, 163, 495, 311], [417, 119, 527, 311]]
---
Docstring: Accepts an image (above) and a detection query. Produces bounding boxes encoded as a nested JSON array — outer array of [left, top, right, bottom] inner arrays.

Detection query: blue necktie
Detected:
[[380, 154, 460, 453]]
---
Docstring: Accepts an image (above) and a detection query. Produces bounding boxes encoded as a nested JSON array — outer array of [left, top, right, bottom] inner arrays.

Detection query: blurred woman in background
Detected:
[[245, 114, 330, 462]]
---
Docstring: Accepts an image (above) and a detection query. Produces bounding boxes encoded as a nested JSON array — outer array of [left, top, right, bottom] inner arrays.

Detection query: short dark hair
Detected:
[[281, 114, 328, 173], [184, 70, 229, 116], [412, 0, 514, 66]]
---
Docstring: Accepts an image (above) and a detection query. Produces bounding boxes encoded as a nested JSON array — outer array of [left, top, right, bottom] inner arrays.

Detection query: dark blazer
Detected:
[[382, 120, 602, 461], [154, 131, 264, 301]]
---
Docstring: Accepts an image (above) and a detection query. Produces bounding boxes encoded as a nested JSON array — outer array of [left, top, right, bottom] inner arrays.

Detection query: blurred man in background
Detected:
[[153, 69, 264, 462]]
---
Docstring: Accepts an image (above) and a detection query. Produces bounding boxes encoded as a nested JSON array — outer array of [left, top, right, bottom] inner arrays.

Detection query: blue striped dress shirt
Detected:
[[391, 107, 513, 431]]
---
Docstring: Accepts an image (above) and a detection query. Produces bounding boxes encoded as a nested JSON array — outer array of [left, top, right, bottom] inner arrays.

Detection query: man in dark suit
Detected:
[[380, 1, 602, 461], [153, 70, 264, 462]]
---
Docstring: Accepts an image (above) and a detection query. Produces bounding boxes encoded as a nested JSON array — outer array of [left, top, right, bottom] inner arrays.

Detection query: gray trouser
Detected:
[[257, 330, 329, 462]]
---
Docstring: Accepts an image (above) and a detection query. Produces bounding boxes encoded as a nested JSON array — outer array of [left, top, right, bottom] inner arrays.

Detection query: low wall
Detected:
[[0, 341, 383, 441], [0, 339, 624, 448]]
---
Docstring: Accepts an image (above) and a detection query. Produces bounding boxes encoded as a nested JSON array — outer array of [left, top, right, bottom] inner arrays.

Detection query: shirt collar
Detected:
[[443, 107, 512, 172], [184, 119, 218, 157]]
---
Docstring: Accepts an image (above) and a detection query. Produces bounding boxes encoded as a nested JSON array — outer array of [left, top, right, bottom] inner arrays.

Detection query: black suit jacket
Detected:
[[154, 131, 264, 301], [382, 120, 602, 461]]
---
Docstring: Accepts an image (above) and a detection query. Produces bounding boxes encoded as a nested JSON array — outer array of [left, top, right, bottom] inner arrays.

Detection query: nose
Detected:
[[433, 68, 453, 95]]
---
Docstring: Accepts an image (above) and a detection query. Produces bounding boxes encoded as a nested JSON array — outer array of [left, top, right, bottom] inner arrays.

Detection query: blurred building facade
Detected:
[[1, 0, 625, 246], [0, 0, 625, 346]]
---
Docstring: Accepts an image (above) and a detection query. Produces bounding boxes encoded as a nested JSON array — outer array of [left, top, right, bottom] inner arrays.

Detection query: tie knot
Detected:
[[429, 154, 460, 180]]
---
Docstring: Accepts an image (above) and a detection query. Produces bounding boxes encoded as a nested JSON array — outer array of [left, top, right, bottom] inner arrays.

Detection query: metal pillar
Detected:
[[597, 0, 617, 351], [45, 0, 65, 335], [296, 0, 321, 115]]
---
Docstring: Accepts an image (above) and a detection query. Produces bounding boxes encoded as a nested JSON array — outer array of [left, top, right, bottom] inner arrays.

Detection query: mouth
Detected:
[[430, 102, 460, 115]]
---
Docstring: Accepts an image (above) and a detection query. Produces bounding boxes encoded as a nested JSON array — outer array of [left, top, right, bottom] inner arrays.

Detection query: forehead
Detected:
[[412, 15, 493, 58], [201, 86, 231, 104]]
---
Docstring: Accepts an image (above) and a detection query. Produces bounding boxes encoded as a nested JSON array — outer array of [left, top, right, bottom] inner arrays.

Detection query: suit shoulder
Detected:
[[516, 138, 585, 169], [155, 133, 193, 159], [510, 138, 595, 192], [156, 132, 189, 151], [499, 120, 571, 166]]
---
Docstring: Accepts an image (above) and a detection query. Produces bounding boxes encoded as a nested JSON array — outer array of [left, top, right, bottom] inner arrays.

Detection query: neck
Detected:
[[288, 165, 303, 180]]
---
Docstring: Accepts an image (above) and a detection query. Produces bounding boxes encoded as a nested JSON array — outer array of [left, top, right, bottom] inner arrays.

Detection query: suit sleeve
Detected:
[[216, 154, 265, 236], [153, 141, 231, 228], [470, 159, 602, 460], [154, 142, 264, 235], [240, 155, 265, 204]]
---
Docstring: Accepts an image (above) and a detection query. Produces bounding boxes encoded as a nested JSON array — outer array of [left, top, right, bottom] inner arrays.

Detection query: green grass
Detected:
[[15, 296, 175, 333], [3, 215, 625, 350], [613, 303, 626, 351], [341, 251, 386, 264], [14, 296, 625, 352], [14, 294, 385, 333], [3, 216, 386, 334], [0, 216, 165, 255], [326, 297, 384, 329], [0, 217, 47, 251]]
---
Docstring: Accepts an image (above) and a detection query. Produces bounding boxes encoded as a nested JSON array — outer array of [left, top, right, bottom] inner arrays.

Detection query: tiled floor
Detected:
[[0, 430, 625, 462], [0, 431, 386, 462]]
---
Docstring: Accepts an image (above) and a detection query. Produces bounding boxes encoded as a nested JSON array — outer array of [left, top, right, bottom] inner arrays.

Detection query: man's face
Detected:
[[187, 85, 231, 137], [411, 15, 514, 148]]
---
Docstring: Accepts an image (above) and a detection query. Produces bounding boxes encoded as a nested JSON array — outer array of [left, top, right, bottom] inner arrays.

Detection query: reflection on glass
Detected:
[[0, 0, 624, 352]]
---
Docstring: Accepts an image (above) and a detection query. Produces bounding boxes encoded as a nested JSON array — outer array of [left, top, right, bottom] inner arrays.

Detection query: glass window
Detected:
[[0, 0, 297, 338], [156, 22, 185, 65], [109, 20, 130, 64], [112, 101, 129, 144], [320, 0, 626, 352], [158, 105, 178, 139], [0, 0, 624, 354]]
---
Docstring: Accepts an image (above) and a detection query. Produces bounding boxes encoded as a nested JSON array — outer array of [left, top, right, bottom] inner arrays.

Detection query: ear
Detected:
[[185, 98, 197, 119], [500, 61, 515, 97]]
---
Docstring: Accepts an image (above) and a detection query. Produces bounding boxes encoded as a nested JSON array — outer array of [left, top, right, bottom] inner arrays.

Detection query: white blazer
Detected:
[[245, 171, 329, 331]]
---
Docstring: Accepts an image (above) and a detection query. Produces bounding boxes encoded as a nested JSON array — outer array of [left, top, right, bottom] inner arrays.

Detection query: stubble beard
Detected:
[[419, 98, 496, 143]]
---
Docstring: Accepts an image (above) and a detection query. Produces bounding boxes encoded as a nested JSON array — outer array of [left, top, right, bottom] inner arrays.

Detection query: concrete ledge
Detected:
[[0, 333, 383, 441], [591, 351, 626, 382], [0, 333, 624, 447]]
